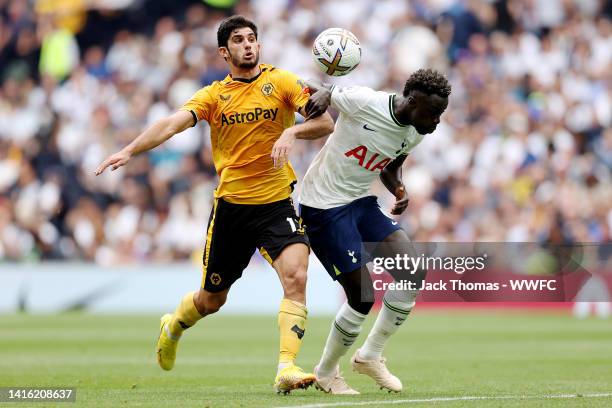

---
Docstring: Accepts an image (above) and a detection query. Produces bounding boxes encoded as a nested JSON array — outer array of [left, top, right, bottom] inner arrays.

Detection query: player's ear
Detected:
[[218, 47, 229, 61], [406, 94, 416, 106]]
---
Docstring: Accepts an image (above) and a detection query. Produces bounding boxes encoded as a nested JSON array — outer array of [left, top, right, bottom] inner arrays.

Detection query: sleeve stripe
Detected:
[[189, 110, 198, 127]]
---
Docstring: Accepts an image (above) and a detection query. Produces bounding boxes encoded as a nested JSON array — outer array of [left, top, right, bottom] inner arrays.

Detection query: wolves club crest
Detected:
[[261, 83, 274, 96]]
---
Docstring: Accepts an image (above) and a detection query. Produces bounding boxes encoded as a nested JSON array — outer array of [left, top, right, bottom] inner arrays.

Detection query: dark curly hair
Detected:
[[217, 15, 258, 48], [403, 69, 451, 98]]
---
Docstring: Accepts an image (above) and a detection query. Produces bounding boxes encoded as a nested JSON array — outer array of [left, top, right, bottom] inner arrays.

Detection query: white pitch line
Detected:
[[274, 392, 612, 408]]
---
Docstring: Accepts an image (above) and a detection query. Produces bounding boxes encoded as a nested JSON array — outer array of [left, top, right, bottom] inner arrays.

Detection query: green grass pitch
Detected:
[[1, 310, 611, 407]]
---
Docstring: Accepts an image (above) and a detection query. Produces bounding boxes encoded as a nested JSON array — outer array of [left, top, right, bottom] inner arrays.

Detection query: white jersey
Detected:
[[300, 86, 424, 209]]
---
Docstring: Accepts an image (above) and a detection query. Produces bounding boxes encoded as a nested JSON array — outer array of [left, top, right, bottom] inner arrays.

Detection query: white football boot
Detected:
[[314, 365, 360, 395], [351, 349, 402, 392]]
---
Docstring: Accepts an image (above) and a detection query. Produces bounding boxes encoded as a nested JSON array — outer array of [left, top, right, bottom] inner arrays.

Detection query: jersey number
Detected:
[[286, 217, 297, 232]]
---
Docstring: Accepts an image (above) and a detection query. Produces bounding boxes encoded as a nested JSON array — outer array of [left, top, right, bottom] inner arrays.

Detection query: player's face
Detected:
[[409, 94, 448, 134], [221, 27, 260, 69]]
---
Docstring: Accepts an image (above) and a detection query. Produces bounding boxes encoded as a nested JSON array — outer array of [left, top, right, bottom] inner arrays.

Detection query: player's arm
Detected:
[[271, 109, 334, 169], [95, 110, 194, 175], [303, 80, 333, 118], [295, 107, 335, 139], [380, 154, 409, 215]]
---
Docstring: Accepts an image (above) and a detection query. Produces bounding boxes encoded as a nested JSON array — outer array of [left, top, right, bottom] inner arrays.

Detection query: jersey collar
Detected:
[[224, 66, 267, 84], [389, 94, 407, 127]]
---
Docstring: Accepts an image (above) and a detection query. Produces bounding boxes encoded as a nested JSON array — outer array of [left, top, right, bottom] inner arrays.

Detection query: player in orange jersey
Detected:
[[95, 15, 334, 394]]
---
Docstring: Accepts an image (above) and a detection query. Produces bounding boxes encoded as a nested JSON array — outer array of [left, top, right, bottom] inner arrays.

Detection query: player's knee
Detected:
[[342, 281, 374, 315], [348, 298, 374, 315], [282, 263, 308, 294], [194, 291, 226, 316], [344, 283, 374, 314], [205, 299, 224, 315]]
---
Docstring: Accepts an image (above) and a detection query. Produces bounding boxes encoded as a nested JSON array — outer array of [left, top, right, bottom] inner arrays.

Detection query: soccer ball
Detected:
[[312, 28, 361, 76]]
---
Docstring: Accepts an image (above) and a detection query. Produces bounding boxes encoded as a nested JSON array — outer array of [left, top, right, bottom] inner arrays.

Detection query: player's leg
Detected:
[[166, 287, 230, 339], [311, 266, 372, 395], [272, 242, 308, 303], [256, 199, 315, 393], [271, 242, 309, 362], [157, 198, 255, 371], [359, 229, 423, 362], [349, 197, 418, 392], [338, 264, 375, 315], [300, 203, 369, 394], [316, 266, 373, 374], [157, 288, 229, 370]]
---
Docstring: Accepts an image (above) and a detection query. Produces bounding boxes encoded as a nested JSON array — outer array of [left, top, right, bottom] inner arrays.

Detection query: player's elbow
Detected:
[[165, 111, 193, 136], [379, 167, 391, 182], [155, 117, 178, 139]]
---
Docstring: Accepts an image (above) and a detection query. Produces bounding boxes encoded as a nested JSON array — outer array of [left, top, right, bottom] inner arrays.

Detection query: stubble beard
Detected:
[[230, 51, 259, 69]]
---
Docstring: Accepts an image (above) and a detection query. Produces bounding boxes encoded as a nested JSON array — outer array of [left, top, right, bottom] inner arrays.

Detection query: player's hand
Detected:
[[271, 128, 296, 169], [391, 185, 409, 215], [95, 149, 132, 175], [304, 83, 331, 119]]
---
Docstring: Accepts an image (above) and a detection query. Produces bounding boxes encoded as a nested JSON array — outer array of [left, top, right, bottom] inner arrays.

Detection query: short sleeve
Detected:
[[180, 86, 215, 123], [330, 85, 374, 115], [275, 69, 310, 112]]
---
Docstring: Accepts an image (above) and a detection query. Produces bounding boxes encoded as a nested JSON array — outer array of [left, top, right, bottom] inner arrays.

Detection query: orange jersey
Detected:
[[181, 64, 309, 204]]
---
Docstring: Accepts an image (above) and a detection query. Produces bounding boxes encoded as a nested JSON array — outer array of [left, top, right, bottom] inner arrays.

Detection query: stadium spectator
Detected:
[[0, 0, 610, 263]]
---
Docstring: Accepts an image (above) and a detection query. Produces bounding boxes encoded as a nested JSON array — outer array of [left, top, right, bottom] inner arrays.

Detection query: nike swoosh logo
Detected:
[[363, 124, 376, 132]]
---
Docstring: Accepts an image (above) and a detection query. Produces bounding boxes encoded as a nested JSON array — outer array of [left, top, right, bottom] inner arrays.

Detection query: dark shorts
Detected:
[[300, 196, 401, 280], [202, 197, 309, 292]]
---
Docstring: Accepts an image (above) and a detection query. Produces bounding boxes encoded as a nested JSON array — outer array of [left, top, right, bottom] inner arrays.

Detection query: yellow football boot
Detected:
[[156, 313, 179, 371], [274, 364, 316, 394]]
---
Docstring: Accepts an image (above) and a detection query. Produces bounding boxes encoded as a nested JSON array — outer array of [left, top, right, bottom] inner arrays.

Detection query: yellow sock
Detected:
[[278, 298, 307, 365], [169, 291, 202, 337]]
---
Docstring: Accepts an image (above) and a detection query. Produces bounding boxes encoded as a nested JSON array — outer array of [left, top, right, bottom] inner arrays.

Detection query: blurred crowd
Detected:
[[0, 0, 610, 264]]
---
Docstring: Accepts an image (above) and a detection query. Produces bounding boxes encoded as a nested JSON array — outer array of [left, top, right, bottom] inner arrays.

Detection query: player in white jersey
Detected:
[[296, 69, 451, 394]]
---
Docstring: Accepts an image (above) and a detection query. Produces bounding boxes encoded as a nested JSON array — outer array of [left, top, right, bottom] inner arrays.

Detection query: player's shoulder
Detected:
[[333, 85, 387, 108], [263, 64, 302, 83], [189, 81, 224, 101], [332, 84, 377, 97], [366, 88, 393, 109], [262, 64, 308, 97], [203, 80, 225, 94], [262, 64, 286, 76]]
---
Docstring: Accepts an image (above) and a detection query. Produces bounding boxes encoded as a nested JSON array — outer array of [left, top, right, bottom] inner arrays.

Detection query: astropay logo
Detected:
[[220, 107, 278, 126]]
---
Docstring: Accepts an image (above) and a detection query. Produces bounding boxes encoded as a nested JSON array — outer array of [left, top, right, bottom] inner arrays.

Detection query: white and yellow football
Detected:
[[312, 28, 361, 76]]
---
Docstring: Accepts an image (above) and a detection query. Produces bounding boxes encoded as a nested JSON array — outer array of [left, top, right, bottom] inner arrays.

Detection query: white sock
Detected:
[[359, 288, 417, 361], [317, 302, 367, 378]]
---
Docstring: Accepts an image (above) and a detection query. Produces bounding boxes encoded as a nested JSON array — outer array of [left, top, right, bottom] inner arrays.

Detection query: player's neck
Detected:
[[392, 95, 412, 126], [229, 64, 261, 81]]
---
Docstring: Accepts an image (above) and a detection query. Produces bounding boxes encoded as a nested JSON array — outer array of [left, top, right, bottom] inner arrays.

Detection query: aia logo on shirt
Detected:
[[344, 145, 390, 171]]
